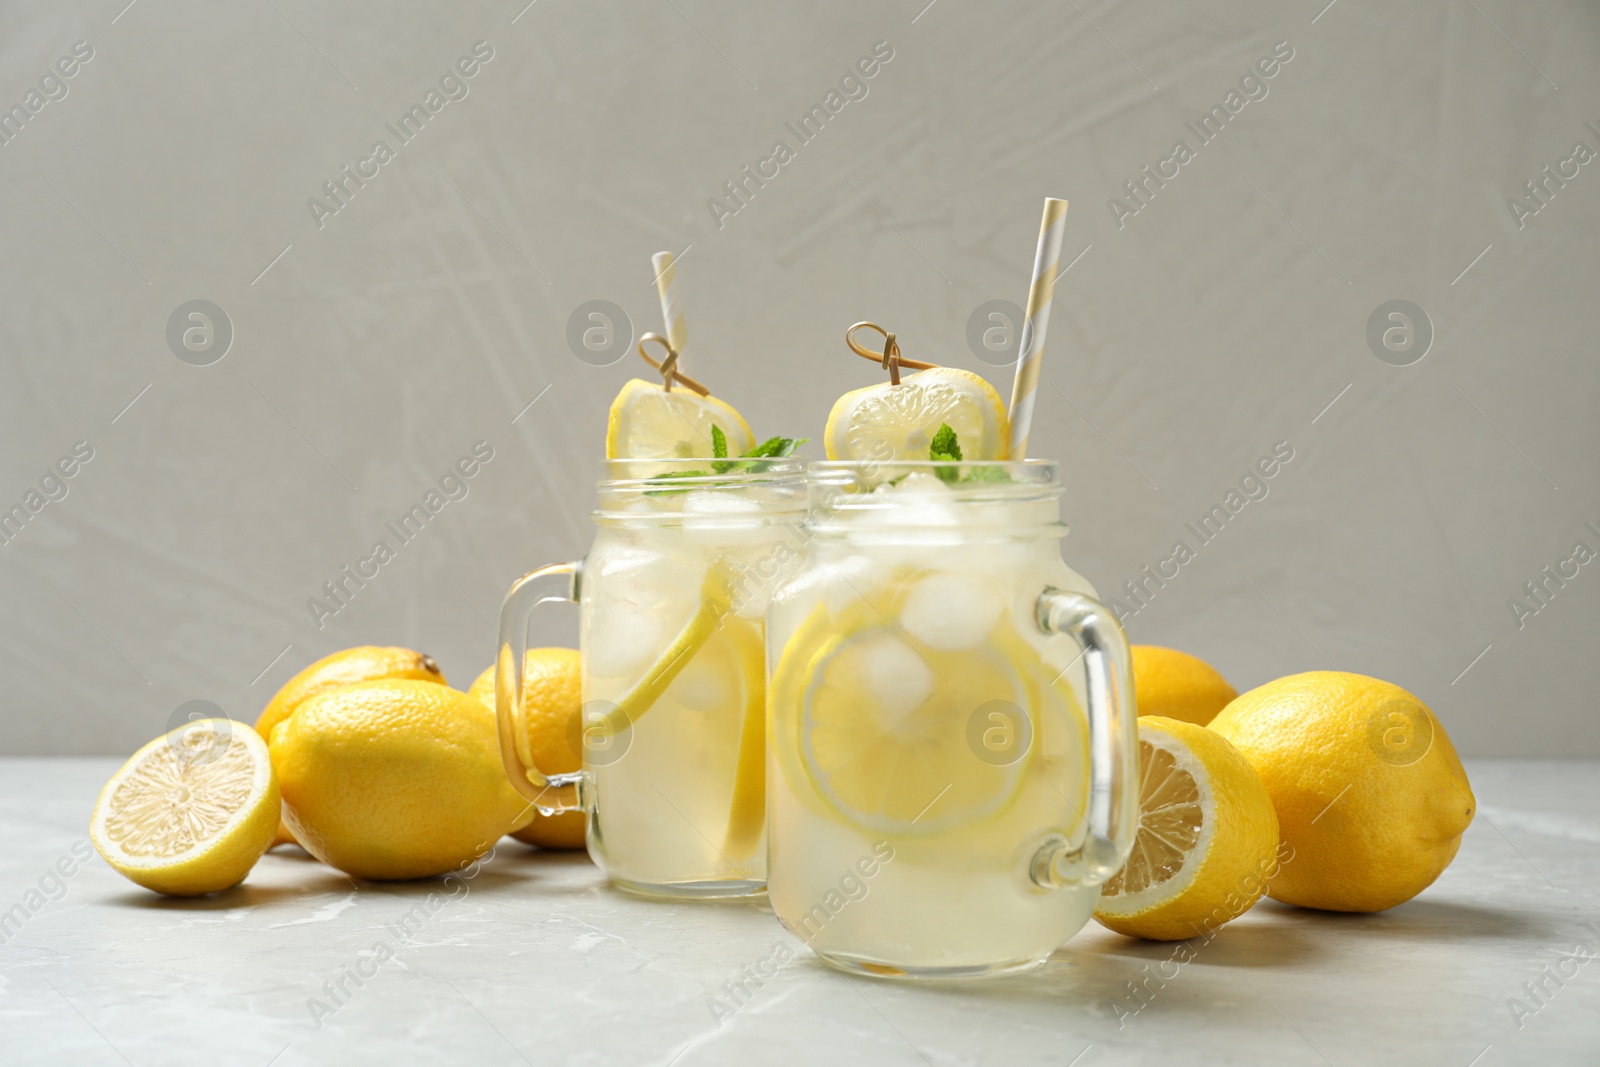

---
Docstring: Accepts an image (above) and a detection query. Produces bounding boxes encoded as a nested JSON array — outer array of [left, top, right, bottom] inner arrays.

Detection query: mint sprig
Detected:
[[645, 431, 808, 493], [929, 422, 962, 482], [924, 424, 1014, 485], [742, 436, 806, 460]]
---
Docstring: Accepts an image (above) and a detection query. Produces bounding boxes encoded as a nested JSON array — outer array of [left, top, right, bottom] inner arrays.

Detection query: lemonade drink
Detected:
[[766, 460, 1137, 975], [498, 459, 805, 899]]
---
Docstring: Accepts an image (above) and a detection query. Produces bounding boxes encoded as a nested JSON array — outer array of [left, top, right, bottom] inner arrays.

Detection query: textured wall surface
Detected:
[[1, 1, 1595, 756]]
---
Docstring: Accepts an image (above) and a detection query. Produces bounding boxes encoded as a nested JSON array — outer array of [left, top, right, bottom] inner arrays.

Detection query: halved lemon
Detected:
[[823, 367, 1008, 461], [771, 581, 1039, 836], [605, 378, 754, 459], [90, 720, 279, 897], [1093, 716, 1279, 941]]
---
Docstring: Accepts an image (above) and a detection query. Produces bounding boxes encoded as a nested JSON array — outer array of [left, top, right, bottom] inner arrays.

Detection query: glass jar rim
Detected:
[[807, 458, 1059, 493], [804, 459, 1065, 531], [593, 457, 807, 523], [596, 456, 805, 485]]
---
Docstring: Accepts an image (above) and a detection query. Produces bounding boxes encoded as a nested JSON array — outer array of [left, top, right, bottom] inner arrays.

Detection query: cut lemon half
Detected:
[[1093, 716, 1279, 941], [771, 583, 1039, 836], [605, 378, 754, 459], [90, 720, 279, 897], [823, 367, 1008, 461]]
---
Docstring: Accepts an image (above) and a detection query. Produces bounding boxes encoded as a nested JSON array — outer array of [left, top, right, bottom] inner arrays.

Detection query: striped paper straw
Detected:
[[651, 251, 688, 372], [1006, 198, 1069, 460]]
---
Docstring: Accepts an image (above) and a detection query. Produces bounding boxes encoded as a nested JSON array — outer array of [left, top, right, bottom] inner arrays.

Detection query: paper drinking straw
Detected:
[[651, 250, 688, 372], [1006, 198, 1068, 460]]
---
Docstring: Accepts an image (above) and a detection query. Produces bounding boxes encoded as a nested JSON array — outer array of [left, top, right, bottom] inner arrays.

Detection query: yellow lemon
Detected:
[[270, 680, 533, 880], [467, 649, 587, 850], [1094, 716, 1280, 941], [1209, 671, 1475, 913], [718, 616, 769, 859], [605, 378, 754, 459], [90, 719, 279, 897], [1132, 646, 1237, 726], [770, 582, 1037, 836], [823, 367, 1008, 461], [256, 646, 447, 848]]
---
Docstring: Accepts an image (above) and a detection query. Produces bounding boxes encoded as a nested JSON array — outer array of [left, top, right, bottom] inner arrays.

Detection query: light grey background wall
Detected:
[[1, 0, 1595, 756]]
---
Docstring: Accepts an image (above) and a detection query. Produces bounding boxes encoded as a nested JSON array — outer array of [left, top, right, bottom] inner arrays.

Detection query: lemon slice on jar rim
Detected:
[[823, 367, 1008, 461], [605, 378, 755, 460]]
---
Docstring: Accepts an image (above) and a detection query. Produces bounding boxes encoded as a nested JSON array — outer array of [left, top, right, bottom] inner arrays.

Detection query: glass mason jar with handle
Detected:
[[765, 460, 1138, 977], [497, 459, 805, 899]]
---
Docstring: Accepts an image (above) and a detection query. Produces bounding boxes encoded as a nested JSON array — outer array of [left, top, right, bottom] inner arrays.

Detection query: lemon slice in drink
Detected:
[[605, 378, 755, 459], [772, 586, 1039, 836], [586, 563, 738, 743], [90, 720, 279, 897], [1093, 716, 1280, 941], [718, 615, 769, 858], [823, 367, 1008, 461]]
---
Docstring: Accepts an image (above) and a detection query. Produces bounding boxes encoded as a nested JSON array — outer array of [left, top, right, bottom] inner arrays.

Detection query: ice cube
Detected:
[[582, 606, 665, 679], [669, 651, 737, 712], [899, 571, 1004, 651], [817, 554, 886, 617], [860, 633, 936, 725], [682, 489, 769, 547]]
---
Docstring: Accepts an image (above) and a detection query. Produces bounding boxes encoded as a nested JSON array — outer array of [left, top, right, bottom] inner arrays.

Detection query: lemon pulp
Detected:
[[1102, 739, 1205, 897], [91, 720, 279, 896]]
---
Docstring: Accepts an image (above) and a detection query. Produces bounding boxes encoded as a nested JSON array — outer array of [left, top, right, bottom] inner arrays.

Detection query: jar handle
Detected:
[[497, 560, 586, 815], [1031, 587, 1139, 888]]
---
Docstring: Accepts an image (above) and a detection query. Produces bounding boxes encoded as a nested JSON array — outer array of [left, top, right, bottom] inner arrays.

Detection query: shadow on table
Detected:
[[795, 894, 1544, 1014], [105, 838, 593, 909], [102, 875, 351, 911], [1070, 919, 1320, 970], [487, 842, 610, 896], [1251, 896, 1549, 940], [774, 921, 1320, 1019]]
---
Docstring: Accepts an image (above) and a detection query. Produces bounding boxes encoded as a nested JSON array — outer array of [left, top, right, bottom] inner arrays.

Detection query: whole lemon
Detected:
[[467, 648, 587, 850], [1131, 645, 1236, 725], [257, 646, 447, 849], [270, 679, 532, 880], [1208, 671, 1475, 913]]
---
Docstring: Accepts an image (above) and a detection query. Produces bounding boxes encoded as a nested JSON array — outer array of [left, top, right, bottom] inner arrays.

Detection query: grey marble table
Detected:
[[2, 759, 1597, 1066]]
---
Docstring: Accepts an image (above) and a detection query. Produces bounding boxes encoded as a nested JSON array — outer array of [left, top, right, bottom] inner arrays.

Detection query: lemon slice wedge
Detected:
[[90, 719, 279, 897], [606, 378, 755, 459], [771, 578, 1038, 836], [1093, 716, 1280, 941], [719, 615, 769, 858], [587, 564, 737, 741], [823, 367, 1008, 461]]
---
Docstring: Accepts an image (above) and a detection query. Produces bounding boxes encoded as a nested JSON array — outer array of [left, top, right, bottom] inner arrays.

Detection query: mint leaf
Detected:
[[742, 436, 806, 460], [929, 423, 962, 483], [929, 423, 962, 462], [707, 425, 734, 473], [962, 464, 1012, 483], [653, 433, 808, 488]]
